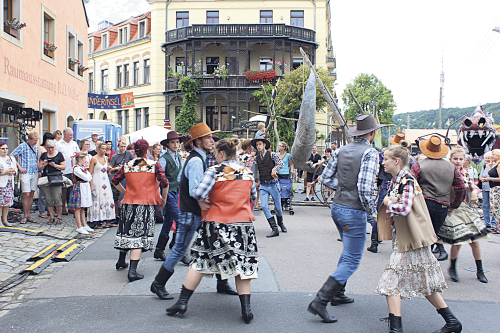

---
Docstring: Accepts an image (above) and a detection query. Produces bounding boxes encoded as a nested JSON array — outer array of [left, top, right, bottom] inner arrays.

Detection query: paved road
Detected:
[[0, 203, 499, 332]]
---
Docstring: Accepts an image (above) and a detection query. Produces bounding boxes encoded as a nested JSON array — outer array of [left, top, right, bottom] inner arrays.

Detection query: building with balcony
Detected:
[[1, 0, 89, 144], [151, 0, 336, 136]]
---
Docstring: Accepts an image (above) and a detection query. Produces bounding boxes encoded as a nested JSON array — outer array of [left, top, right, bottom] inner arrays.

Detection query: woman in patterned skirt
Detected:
[[111, 139, 169, 282], [376, 145, 461, 333], [166, 138, 258, 324], [0, 142, 18, 226]]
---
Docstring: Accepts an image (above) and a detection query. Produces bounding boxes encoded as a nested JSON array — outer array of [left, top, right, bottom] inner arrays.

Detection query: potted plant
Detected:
[[43, 42, 57, 58], [4, 18, 26, 38], [244, 69, 277, 83], [212, 65, 229, 80], [78, 63, 88, 76], [68, 57, 78, 71]]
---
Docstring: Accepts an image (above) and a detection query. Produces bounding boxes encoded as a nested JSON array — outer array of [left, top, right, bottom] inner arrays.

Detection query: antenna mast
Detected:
[[439, 51, 444, 129]]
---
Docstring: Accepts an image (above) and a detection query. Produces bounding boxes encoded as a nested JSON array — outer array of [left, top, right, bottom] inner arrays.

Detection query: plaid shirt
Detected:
[[321, 137, 379, 218], [206, 151, 216, 167], [193, 159, 257, 202], [111, 158, 169, 188], [386, 170, 415, 217], [11, 142, 39, 174], [258, 151, 284, 173], [411, 162, 466, 209]]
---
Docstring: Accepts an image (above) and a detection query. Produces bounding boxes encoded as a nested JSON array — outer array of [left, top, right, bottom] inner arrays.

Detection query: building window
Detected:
[[119, 26, 128, 44], [143, 108, 149, 128], [206, 11, 219, 24], [117, 110, 122, 128], [176, 57, 185, 73], [290, 11, 304, 27], [260, 10, 272, 23], [135, 108, 141, 131], [260, 58, 272, 71], [42, 112, 51, 134], [144, 59, 150, 83], [292, 57, 303, 70], [88, 39, 92, 54], [43, 12, 55, 59], [68, 32, 75, 70], [133, 62, 139, 85], [124, 64, 129, 86], [259, 106, 268, 114], [176, 12, 189, 28], [139, 20, 146, 38], [77, 41, 83, 76], [102, 34, 107, 49], [124, 27, 128, 43], [116, 66, 122, 88], [124, 109, 129, 134], [101, 69, 108, 93], [206, 106, 228, 131], [206, 57, 219, 75], [175, 106, 182, 118], [88, 113, 94, 120], [89, 72, 94, 92], [3, 0, 21, 39]]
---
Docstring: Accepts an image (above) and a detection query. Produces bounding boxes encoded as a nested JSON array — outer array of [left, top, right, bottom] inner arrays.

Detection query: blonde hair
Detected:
[[484, 151, 493, 158], [386, 145, 409, 167], [216, 138, 239, 160], [449, 147, 466, 160], [258, 122, 265, 131], [28, 132, 40, 139], [492, 149, 500, 156]]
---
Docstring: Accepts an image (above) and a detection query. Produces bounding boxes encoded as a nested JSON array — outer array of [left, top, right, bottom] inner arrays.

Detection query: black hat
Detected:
[[251, 136, 270, 150]]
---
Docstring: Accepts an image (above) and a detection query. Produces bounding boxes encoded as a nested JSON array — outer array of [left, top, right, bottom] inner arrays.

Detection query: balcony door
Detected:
[[206, 106, 227, 131], [206, 57, 219, 75]]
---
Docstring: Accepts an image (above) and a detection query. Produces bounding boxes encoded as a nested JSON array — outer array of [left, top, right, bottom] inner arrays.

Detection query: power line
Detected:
[[466, 12, 500, 66]]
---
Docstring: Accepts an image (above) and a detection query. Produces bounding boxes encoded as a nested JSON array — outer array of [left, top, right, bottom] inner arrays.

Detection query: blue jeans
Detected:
[[330, 202, 367, 285], [259, 181, 282, 219], [160, 191, 180, 238], [368, 187, 388, 232], [482, 190, 497, 227], [163, 211, 202, 272]]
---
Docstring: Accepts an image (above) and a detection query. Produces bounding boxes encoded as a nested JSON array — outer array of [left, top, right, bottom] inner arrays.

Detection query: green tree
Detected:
[[342, 73, 395, 124], [175, 77, 202, 134], [253, 65, 335, 148]]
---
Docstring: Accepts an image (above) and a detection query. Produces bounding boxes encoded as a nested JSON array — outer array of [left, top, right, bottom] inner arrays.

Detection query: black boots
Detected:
[[166, 285, 194, 315], [435, 244, 448, 261], [330, 283, 354, 306], [150, 266, 174, 300], [307, 276, 342, 323], [128, 259, 144, 282], [216, 274, 238, 295], [154, 234, 169, 261], [449, 259, 459, 282], [266, 217, 279, 238], [169, 232, 176, 249], [382, 313, 403, 333], [116, 251, 128, 270], [239, 294, 253, 324], [367, 230, 379, 253], [476, 260, 488, 283], [276, 215, 287, 233], [433, 307, 462, 333]]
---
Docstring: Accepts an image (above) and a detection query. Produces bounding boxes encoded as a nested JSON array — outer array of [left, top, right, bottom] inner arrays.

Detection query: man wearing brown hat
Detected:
[[308, 114, 386, 323], [411, 135, 466, 261], [151, 123, 237, 300]]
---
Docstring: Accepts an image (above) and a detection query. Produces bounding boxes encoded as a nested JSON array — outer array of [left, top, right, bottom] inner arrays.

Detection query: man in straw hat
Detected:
[[151, 123, 238, 300], [153, 131, 186, 261], [410, 135, 466, 261], [251, 135, 286, 237], [308, 114, 387, 323]]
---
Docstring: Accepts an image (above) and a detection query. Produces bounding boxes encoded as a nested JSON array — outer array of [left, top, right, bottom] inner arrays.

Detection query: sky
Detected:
[[85, 0, 500, 115]]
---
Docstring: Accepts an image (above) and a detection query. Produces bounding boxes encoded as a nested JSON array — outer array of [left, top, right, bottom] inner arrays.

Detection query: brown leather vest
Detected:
[[122, 172, 162, 205]]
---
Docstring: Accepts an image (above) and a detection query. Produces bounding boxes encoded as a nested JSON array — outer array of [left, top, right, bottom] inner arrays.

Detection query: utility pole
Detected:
[[407, 113, 410, 129], [439, 53, 444, 129]]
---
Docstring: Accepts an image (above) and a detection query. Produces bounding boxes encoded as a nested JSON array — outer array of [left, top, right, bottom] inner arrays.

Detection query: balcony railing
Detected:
[[166, 24, 316, 44], [166, 75, 283, 92]]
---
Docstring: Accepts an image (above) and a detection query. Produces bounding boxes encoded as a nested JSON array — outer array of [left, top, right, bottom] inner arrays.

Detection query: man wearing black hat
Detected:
[[251, 135, 286, 237], [307, 114, 386, 323]]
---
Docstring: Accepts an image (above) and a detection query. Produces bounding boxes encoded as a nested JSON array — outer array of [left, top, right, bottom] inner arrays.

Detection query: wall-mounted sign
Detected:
[[87, 92, 135, 109]]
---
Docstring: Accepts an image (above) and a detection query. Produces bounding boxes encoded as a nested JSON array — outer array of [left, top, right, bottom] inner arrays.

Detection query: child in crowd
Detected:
[[68, 152, 94, 235]]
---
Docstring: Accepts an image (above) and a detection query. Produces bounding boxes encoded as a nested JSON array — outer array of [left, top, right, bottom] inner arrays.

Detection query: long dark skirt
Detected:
[[190, 221, 259, 280], [114, 204, 156, 251]]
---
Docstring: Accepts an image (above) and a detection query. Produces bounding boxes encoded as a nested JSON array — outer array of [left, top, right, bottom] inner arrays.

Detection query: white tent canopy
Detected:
[[124, 125, 171, 146]]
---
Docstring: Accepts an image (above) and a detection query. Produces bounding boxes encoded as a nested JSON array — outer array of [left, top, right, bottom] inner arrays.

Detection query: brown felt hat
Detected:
[[419, 135, 449, 159], [348, 114, 387, 137], [184, 123, 219, 146], [160, 131, 186, 146], [389, 132, 405, 145]]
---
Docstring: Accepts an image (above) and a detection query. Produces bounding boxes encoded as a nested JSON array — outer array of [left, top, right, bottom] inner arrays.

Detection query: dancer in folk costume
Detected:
[[68, 152, 94, 235]]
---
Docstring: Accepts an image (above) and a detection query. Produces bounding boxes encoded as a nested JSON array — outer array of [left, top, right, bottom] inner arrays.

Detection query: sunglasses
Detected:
[[0, 147, 8, 150]]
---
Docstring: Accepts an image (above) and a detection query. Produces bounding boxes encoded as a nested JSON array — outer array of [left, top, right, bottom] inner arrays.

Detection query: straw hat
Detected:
[[389, 132, 405, 145], [184, 123, 220, 146], [419, 135, 449, 159], [251, 136, 270, 150], [160, 131, 186, 147], [348, 114, 387, 137]]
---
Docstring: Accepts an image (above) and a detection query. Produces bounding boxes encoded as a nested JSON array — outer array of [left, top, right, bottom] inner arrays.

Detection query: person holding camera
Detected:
[[38, 140, 65, 225]]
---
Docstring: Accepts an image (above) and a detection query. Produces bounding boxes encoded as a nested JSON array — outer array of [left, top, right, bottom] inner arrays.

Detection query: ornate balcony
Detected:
[[166, 24, 316, 44], [166, 75, 283, 92]]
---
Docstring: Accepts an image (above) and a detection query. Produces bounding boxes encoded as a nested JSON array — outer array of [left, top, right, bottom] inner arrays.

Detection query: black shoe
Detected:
[[166, 285, 194, 315], [304, 197, 310, 201], [266, 217, 279, 238], [239, 294, 253, 324], [330, 284, 354, 306], [216, 276, 238, 295], [116, 251, 128, 270], [150, 266, 174, 300], [449, 259, 460, 282], [367, 230, 379, 253], [434, 307, 462, 333], [436, 244, 448, 261], [307, 276, 342, 323], [300, 190, 306, 194], [276, 215, 287, 233], [311, 197, 315, 201], [476, 260, 488, 283], [180, 255, 191, 266], [381, 313, 403, 333], [154, 234, 169, 261], [128, 260, 144, 282]]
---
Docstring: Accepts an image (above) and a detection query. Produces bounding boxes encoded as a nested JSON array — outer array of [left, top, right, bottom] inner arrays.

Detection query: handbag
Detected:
[[38, 176, 49, 186], [48, 174, 64, 187]]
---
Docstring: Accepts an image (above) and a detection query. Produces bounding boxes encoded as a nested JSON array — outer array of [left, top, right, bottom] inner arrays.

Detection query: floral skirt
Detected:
[[0, 178, 14, 207], [375, 232, 447, 299], [67, 183, 82, 209], [490, 186, 500, 222], [437, 202, 489, 245], [114, 204, 156, 251], [190, 221, 259, 280]]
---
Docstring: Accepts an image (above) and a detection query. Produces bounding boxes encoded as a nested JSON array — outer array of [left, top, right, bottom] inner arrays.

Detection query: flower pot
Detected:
[[69, 63, 75, 71], [78, 68, 84, 76], [44, 48, 54, 58], [4, 25, 18, 38]]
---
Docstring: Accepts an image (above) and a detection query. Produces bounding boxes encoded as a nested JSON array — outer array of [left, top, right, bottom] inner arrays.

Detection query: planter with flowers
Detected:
[[43, 42, 57, 58], [68, 58, 78, 71], [4, 19, 26, 38], [244, 69, 276, 83], [78, 63, 88, 76], [211, 65, 229, 80]]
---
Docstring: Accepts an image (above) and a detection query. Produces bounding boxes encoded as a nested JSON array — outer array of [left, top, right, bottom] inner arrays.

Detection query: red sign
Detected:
[[164, 122, 171, 130]]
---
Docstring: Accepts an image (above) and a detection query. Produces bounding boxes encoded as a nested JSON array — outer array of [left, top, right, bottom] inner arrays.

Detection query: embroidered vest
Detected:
[[122, 158, 162, 205]]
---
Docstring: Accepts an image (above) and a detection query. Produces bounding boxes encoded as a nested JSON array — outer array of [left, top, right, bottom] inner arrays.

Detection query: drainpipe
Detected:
[[92, 45, 96, 119], [165, 0, 170, 43], [310, 0, 316, 32], [164, 0, 171, 120]]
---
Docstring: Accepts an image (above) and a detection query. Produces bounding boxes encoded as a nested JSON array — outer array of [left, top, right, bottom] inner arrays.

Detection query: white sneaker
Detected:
[[76, 227, 89, 235], [84, 225, 94, 232]]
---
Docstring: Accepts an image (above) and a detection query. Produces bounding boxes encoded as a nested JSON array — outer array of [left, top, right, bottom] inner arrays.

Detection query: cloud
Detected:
[[85, 0, 151, 32]]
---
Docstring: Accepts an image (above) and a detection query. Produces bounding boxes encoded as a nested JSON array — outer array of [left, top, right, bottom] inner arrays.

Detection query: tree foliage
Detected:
[[252, 65, 335, 148], [342, 73, 395, 124], [175, 77, 202, 134]]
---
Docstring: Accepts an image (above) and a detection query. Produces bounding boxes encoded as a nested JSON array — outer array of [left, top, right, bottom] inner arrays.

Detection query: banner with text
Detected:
[[87, 92, 135, 109]]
